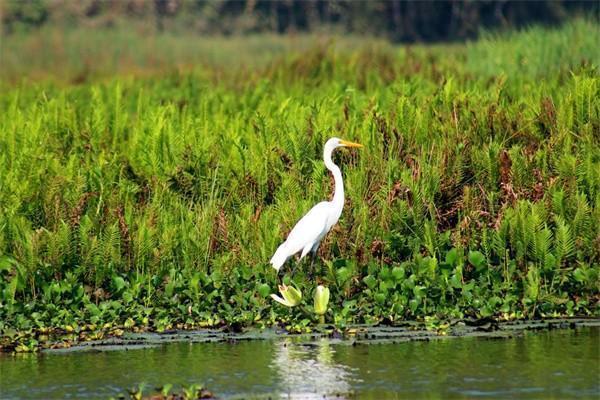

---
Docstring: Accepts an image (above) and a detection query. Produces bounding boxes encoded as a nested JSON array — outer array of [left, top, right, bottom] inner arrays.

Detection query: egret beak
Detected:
[[340, 139, 363, 148]]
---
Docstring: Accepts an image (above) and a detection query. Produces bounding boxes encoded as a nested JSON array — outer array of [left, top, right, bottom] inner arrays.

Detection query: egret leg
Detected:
[[308, 250, 318, 280], [309, 241, 321, 278], [289, 259, 301, 278]]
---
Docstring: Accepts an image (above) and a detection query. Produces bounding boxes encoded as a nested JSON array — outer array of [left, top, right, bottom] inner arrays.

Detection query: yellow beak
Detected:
[[340, 139, 363, 148]]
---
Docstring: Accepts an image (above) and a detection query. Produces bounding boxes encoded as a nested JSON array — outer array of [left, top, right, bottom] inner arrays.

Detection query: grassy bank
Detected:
[[0, 20, 598, 351]]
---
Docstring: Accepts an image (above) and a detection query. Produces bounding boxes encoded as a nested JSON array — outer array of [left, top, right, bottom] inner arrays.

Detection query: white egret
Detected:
[[270, 137, 362, 273]]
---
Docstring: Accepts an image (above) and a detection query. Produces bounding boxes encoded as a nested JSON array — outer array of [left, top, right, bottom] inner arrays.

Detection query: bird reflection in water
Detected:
[[270, 338, 357, 399]]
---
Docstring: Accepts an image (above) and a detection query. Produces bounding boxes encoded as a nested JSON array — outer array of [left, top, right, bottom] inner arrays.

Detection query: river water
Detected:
[[1, 326, 598, 399]]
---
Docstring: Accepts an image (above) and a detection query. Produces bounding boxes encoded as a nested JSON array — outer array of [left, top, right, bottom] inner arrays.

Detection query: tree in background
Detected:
[[2, 0, 598, 41]]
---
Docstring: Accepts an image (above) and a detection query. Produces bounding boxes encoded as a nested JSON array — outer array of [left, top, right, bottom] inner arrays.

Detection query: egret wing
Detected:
[[283, 201, 331, 256]]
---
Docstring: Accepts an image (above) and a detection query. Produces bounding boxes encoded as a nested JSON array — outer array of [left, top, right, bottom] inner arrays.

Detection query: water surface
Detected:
[[1, 327, 598, 399]]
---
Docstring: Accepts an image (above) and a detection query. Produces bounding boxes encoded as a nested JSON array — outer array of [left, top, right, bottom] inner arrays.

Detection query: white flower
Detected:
[[313, 285, 330, 315], [270, 284, 302, 307]]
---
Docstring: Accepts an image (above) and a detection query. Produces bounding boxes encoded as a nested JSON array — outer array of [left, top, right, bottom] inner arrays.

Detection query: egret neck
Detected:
[[324, 144, 344, 221]]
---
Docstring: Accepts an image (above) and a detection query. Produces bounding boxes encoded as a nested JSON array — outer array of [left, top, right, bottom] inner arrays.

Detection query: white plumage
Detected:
[[270, 137, 362, 272]]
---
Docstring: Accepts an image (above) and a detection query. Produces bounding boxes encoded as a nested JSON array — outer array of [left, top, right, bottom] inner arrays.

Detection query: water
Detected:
[[1, 327, 598, 399]]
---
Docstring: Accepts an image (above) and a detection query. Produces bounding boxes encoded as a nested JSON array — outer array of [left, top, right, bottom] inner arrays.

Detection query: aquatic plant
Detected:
[[314, 285, 331, 323], [0, 20, 598, 352], [120, 382, 214, 400], [270, 285, 303, 307]]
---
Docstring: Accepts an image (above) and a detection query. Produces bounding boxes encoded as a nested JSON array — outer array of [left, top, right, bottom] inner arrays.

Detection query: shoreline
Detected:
[[2, 317, 598, 355]]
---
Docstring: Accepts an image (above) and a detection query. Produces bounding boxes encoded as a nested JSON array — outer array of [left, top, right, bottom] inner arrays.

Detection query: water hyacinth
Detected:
[[0, 21, 598, 349], [313, 285, 330, 316], [270, 285, 302, 307]]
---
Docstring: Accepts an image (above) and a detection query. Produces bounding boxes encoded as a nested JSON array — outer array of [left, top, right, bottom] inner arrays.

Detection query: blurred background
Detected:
[[1, 0, 598, 83], [3, 0, 598, 40]]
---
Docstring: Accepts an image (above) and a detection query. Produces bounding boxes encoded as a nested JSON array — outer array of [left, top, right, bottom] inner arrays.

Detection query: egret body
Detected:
[[270, 137, 362, 272]]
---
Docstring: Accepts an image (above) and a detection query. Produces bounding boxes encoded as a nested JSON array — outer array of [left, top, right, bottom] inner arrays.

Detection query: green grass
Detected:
[[0, 20, 598, 351], [0, 26, 391, 85]]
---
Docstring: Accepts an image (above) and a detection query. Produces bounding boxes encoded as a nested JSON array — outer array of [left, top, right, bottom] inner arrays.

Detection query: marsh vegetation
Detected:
[[0, 19, 598, 353]]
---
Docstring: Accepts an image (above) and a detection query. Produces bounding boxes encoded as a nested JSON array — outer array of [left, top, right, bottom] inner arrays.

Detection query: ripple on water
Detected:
[[0, 326, 598, 399]]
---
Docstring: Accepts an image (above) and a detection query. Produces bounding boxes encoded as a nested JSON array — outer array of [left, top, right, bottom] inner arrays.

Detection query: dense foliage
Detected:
[[0, 20, 598, 351]]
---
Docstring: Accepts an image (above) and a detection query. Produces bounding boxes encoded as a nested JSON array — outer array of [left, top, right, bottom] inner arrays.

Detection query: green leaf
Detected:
[[480, 305, 494, 317], [112, 276, 126, 292], [257, 283, 271, 298], [161, 384, 173, 396], [122, 291, 133, 303], [392, 266, 405, 282], [363, 275, 377, 289], [468, 251, 486, 271], [336, 267, 352, 284], [445, 248, 459, 266], [374, 293, 386, 305], [572, 268, 587, 283], [409, 299, 419, 313], [413, 285, 427, 298], [0, 255, 17, 273], [379, 267, 392, 280]]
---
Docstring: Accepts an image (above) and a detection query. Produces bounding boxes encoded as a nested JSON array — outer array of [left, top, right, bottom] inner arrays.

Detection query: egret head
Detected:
[[325, 137, 363, 153]]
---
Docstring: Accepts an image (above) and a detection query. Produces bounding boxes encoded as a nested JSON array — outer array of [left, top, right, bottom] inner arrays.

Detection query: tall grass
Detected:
[[0, 26, 390, 84], [0, 20, 598, 340]]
